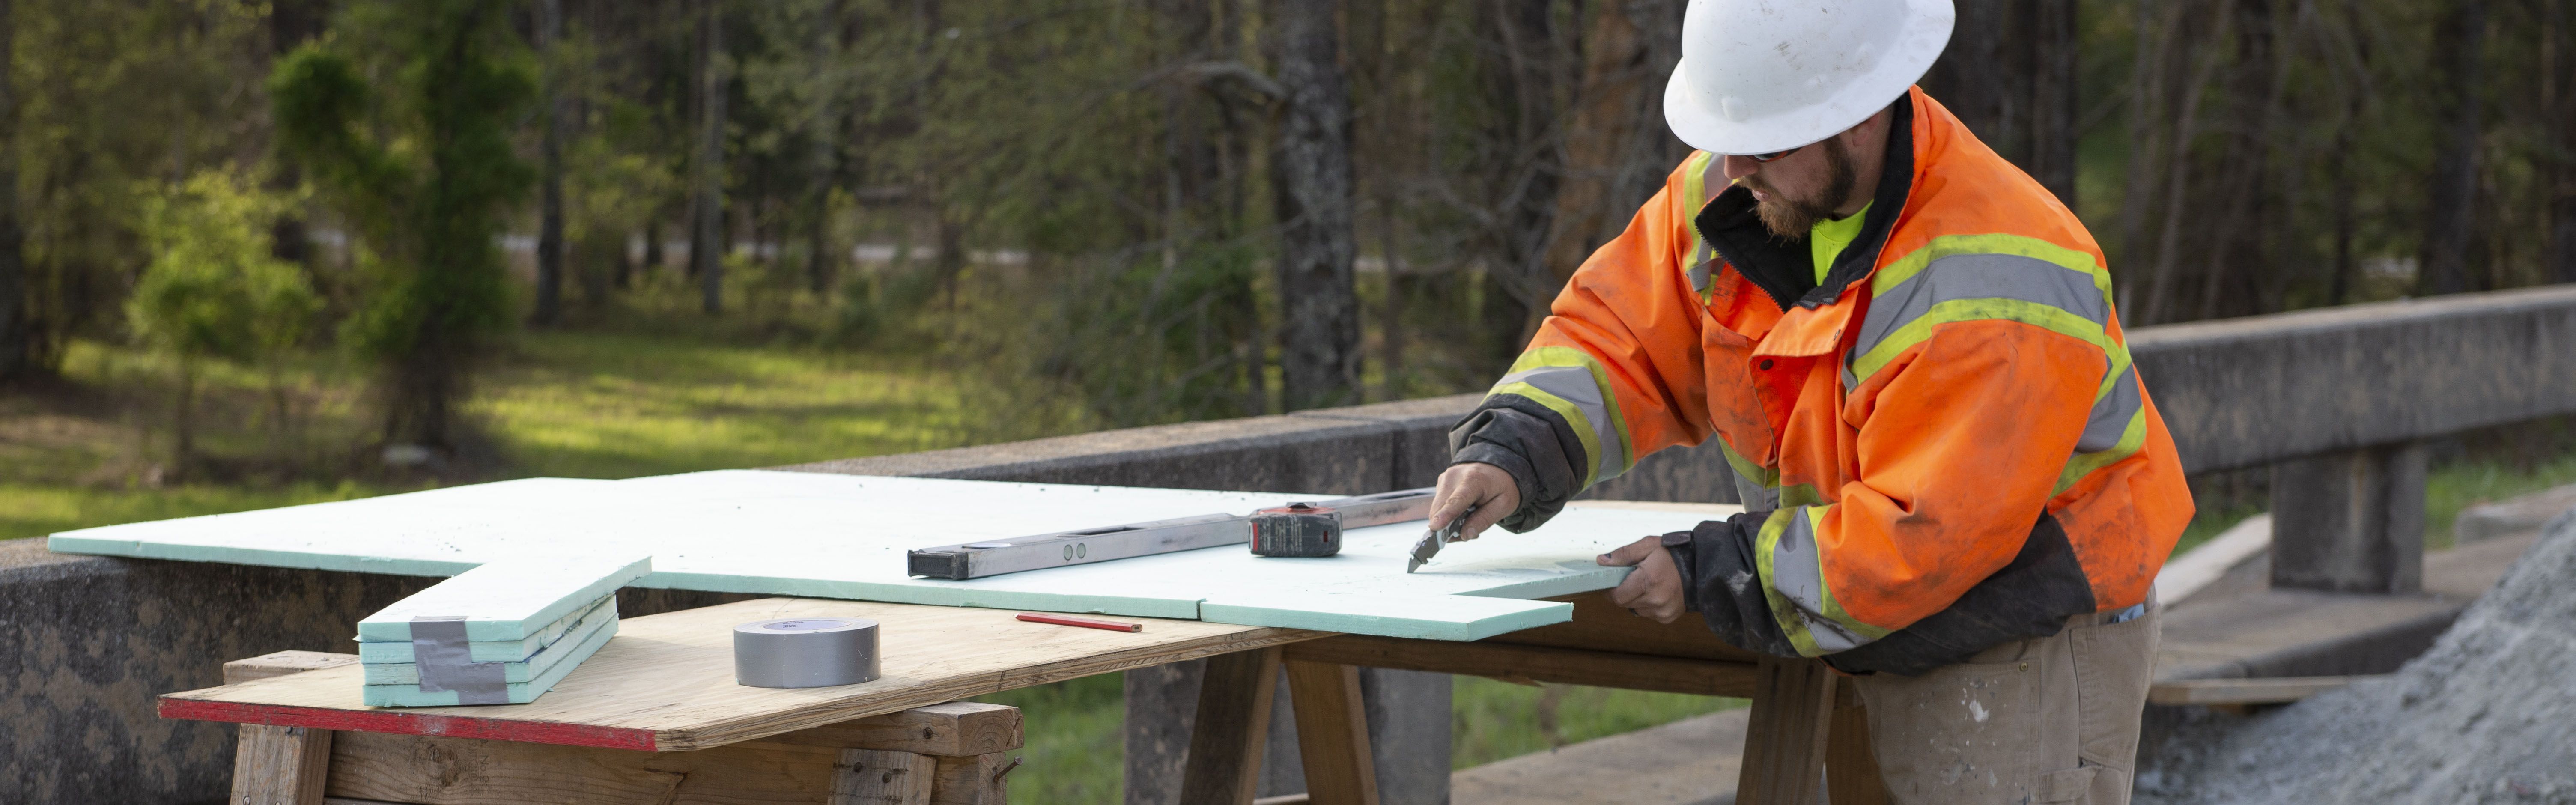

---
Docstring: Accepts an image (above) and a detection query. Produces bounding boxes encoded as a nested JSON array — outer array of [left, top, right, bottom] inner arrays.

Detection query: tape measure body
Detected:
[[1249, 503, 1342, 557]]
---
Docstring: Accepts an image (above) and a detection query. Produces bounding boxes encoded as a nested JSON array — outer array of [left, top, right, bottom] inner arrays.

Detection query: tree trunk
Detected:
[[0, 0, 25, 382], [174, 360, 197, 474], [1544, 0, 1688, 284], [2418, 0, 2486, 296], [693, 0, 728, 314], [532, 0, 568, 326], [1265, 0, 1360, 411], [2547, 0, 2576, 284], [1921, 0, 2078, 203], [267, 0, 324, 271], [2026, 0, 2078, 206], [2113, 0, 2179, 311], [641, 218, 662, 282], [1476, 0, 1570, 369]]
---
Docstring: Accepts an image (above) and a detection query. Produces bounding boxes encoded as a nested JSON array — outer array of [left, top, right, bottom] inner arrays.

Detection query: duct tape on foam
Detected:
[[733, 617, 880, 688], [410, 615, 510, 705]]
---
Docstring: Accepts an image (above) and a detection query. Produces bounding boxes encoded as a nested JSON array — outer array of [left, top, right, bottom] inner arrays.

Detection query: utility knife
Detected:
[[1406, 504, 1474, 573]]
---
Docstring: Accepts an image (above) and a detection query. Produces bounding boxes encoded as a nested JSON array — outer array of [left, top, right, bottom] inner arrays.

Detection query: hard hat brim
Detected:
[[1662, 0, 1955, 157]]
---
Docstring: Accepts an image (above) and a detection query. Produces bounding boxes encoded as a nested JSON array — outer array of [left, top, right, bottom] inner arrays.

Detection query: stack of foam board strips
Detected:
[[354, 553, 651, 707]]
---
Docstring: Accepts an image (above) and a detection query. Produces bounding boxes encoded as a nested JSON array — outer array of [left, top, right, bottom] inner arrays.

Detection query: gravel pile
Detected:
[[2135, 512, 2576, 805]]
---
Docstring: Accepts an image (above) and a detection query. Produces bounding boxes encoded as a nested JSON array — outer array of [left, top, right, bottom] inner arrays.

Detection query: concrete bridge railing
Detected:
[[5, 284, 2573, 804]]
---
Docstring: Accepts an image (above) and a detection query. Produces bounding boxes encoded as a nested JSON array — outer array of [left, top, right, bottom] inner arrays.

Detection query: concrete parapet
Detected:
[[2130, 285, 2576, 474], [2269, 442, 2428, 593]]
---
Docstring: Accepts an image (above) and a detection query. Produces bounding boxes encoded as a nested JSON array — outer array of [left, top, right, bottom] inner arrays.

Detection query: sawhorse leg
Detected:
[[1735, 656, 1893, 805], [1284, 659, 1380, 805], [1178, 646, 1284, 805], [1826, 684, 1891, 805], [1177, 648, 1385, 805], [231, 724, 331, 805]]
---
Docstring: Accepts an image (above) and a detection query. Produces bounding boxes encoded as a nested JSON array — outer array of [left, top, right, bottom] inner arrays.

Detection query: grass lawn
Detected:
[[0, 313, 978, 541]]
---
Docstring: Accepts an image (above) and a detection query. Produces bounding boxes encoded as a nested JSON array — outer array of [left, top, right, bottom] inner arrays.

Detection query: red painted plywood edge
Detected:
[[158, 695, 660, 751]]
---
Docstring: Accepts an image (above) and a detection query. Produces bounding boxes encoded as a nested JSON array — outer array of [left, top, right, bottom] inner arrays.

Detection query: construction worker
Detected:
[[1423, 0, 2193, 802]]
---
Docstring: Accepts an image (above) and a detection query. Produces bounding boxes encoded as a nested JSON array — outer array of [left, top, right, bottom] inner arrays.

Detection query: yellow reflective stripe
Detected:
[[1680, 151, 1716, 211], [1679, 152, 1721, 303], [1489, 346, 1636, 487], [1872, 233, 2109, 301], [1715, 439, 1778, 487], [1849, 298, 2113, 385], [2054, 407, 2148, 495], [1778, 483, 1826, 508]]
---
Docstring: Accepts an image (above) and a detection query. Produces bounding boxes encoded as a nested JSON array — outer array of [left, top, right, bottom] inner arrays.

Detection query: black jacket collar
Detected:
[[1691, 98, 1917, 312]]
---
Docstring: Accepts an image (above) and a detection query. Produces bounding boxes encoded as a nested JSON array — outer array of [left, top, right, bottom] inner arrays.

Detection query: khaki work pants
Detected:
[[1852, 596, 2161, 805]]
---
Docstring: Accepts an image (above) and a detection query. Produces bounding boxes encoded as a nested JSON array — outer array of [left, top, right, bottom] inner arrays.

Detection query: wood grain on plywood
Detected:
[[226, 651, 361, 685], [166, 598, 1312, 751]]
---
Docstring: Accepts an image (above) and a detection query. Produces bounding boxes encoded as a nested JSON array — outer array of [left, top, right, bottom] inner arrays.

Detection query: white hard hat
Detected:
[[1663, 0, 1955, 156]]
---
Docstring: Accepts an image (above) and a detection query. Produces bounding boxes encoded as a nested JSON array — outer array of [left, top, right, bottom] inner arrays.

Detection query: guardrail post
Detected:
[[2268, 441, 2427, 593]]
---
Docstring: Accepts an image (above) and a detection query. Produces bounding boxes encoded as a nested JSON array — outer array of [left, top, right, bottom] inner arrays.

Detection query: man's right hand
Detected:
[[1427, 462, 1520, 543]]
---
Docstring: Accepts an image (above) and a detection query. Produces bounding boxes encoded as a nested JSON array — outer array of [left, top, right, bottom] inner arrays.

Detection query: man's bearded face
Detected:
[[1739, 137, 1858, 239]]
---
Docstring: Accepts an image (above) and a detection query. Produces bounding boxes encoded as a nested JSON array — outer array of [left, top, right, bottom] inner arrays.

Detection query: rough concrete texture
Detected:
[[2454, 482, 2576, 544], [2131, 285, 2576, 474], [0, 538, 751, 805], [2135, 511, 2576, 804]]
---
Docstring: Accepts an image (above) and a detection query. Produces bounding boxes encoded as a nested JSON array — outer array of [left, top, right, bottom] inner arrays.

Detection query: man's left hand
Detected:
[[1599, 535, 1685, 623]]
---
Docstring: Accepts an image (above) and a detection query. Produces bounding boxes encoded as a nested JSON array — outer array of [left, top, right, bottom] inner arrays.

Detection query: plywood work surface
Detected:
[[162, 597, 1312, 751], [54, 470, 1735, 640]]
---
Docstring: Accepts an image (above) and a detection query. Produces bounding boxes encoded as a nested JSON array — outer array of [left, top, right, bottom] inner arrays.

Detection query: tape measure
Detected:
[[1249, 502, 1342, 557]]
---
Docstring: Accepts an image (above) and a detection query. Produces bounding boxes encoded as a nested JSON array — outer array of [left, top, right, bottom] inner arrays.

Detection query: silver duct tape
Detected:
[[733, 617, 881, 689], [410, 616, 509, 704]]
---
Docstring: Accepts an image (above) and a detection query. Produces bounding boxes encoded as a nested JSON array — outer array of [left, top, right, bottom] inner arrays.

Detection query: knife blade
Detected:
[[1407, 503, 1475, 573]]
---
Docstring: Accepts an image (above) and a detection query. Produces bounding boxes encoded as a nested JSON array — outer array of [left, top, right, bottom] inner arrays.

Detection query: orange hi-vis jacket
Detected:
[[1450, 88, 2194, 675]]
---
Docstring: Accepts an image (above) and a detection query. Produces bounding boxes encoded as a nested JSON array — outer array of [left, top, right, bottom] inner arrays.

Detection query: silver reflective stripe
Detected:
[[1852, 253, 2109, 361], [1496, 365, 1629, 483], [411, 616, 509, 704], [1734, 475, 1780, 511], [1770, 509, 1872, 653], [2078, 366, 2142, 453]]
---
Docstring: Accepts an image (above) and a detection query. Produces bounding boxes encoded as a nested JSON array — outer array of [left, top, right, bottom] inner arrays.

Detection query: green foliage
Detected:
[[125, 170, 322, 467], [126, 171, 319, 367], [7, 0, 278, 369], [268, 0, 534, 449]]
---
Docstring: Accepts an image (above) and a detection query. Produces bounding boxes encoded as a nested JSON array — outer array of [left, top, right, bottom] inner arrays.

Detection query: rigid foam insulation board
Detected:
[[357, 553, 650, 643], [52, 470, 1733, 642], [355, 596, 617, 664], [361, 618, 618, 707], [362, 604, 617, 685]]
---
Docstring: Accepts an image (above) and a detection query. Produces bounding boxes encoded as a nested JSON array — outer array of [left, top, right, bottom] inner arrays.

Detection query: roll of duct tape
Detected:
[[733, 617, 882, 688]]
